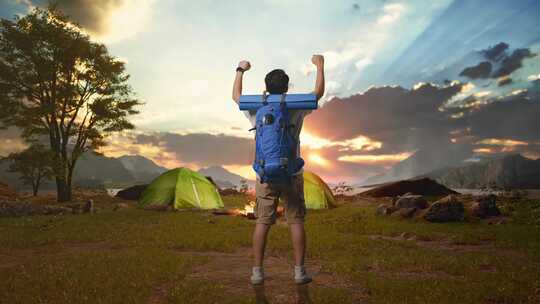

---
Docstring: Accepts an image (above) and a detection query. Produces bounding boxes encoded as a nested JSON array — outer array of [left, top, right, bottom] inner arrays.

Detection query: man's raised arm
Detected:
[[311, 54, 325, 101], [232, 60, 251, 104]]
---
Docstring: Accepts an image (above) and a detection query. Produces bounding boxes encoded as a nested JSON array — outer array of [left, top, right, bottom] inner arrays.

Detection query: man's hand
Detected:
[[311, 54, 324, 69], [238, 60, 251, 72], [311, 54, 325, 101], [233, 60, 250, 103]]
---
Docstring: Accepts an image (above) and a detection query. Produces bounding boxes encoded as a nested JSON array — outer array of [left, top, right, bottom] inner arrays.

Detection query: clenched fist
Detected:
[[238, 60, 251, 71], [311, 54, 324, 68]]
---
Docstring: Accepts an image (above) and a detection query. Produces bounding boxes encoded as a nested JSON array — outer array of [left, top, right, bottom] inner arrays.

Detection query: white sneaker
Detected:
[[250, 266, 264, 285], [294, 265, 312, 284]]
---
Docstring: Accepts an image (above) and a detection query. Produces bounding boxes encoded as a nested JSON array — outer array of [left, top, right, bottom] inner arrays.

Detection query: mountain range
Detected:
[[0, 152, 168, 190], [362, 145, 472, 186], [363, 153, 540, 189], [424, 154, 540, 189], [0, 151, 253, 191], [197, 166, 254, 189]]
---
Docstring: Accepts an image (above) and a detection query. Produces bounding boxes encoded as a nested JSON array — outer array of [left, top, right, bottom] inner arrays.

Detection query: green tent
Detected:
[[139, 167, 224, 209], [303, 171, 335, 209]]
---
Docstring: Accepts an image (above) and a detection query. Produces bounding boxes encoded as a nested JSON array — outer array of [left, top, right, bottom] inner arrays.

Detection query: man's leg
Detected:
[[252, 223, 271, 267], [289, 223, 306, 266], [251, 178, 278, 284], [284, 175, 311, 284]]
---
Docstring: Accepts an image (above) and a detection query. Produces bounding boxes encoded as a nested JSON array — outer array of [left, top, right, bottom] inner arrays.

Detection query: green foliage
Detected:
[[0, 5, 141, 201], [2, 143, 53, 195]]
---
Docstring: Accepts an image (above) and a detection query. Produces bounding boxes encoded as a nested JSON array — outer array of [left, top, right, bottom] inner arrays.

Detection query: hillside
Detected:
[[0, 152, 167, 190], [426, 154, 540, 189], [118, 155, 168, 182], [362, 145, 472, 185], [197, 166, 253, 189]]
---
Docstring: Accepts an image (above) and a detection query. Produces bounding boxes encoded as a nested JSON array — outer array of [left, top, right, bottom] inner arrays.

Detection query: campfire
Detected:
[[213, 201, 284, 220], [233, 201, 257, 219]]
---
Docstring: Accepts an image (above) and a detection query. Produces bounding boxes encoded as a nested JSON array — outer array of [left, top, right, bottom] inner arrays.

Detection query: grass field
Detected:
[[1, 192, 539, 303]]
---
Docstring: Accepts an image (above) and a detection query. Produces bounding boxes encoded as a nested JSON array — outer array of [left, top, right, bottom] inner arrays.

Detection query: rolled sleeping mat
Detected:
[[238, 93, 318, 110]]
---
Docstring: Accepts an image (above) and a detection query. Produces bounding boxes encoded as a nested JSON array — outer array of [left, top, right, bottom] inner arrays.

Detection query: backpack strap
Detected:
[[262, 90, 269, 105], [280, 93, 286, 110]]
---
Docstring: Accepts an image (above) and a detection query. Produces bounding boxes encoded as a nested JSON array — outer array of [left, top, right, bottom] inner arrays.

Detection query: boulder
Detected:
[[470, 195, 500, 218], [0, 201, 70, 217], [395, 195, 428, 209], [375, 204, 397, 216], [391, 207, 418, 219], [83, 199, 94, 213], [361, 178, 458, 198], [423, 195, 464, 222], [113, 202, 130, 211]]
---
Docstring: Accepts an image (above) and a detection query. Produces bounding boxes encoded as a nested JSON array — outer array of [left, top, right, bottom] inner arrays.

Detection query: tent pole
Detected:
[[191, 178, 201, 207]]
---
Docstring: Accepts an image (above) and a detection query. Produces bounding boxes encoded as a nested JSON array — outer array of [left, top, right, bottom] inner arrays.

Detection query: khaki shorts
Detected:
[[255, 174, 306, 225]]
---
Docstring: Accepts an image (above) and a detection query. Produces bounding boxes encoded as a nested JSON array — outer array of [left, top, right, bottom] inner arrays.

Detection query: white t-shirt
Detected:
[[243, 108, 312, 176]]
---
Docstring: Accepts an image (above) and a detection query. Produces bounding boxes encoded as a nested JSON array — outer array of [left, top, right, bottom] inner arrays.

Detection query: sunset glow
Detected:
[[223, 165, 256, 181], [301, 132, 382, 152], [338, 152, 412, 164], [308, 153, 331, 168], [477, 138, 529, 146]]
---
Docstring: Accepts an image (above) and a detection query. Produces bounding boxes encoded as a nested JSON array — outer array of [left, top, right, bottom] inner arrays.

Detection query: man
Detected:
[[232, 54, 325, 285]]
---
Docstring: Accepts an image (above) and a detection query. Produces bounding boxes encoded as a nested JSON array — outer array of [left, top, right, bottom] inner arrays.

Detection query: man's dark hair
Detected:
[[265, 69, 289, 94]]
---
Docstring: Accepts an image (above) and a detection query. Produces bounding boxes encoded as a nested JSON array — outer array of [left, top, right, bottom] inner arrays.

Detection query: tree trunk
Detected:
[[32, 181, 38, 196], [56, 177, 70, 202]]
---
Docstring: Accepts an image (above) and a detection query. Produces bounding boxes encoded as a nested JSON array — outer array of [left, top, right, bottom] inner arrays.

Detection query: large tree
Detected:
[[0, 6, 141, 202], [3, 144, 54, 196]]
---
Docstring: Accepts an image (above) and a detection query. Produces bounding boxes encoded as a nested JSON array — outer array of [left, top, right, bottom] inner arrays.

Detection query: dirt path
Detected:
[[148, 248, 370, 304]]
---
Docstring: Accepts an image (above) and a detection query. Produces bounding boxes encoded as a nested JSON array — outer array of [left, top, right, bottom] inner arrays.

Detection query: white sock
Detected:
[[294, 265, 306, 277]]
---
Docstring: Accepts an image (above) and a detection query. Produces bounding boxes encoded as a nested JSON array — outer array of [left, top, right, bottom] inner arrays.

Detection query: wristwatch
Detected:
[[236, 67, 245, 73]]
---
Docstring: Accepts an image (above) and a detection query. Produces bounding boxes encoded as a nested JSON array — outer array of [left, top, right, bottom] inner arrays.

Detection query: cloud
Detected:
[[28, 0, 155, 43], [497, 76, 512, 87], [376, 3, 405, 25], [528, 74, 540, 82], [304, 82, 464, 152], [492, 48, 536, 78], [0, 127, 26, 156], [458, 43, 536, 80], [134, 132, 254, 166], [481, 42, 509, 61], [337, 152, 412, 165], [459, 61, 492, 79], [462, 93, 540, 143]]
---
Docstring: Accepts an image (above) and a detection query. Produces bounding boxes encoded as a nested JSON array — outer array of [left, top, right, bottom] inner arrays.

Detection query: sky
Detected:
[[1, 0, 540, 183]]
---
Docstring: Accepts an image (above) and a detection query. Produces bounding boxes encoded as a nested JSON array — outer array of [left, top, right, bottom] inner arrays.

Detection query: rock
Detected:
[[391, 207, 418, 218], [361, 178, 458, 197], [113, 202, 130, 211], [0, 201, 70, 217], [41, 205, 71, 215], [83, 199, 94, 213], [423, 195, 464, 222], [395, 195, 428, 209], [470, 195, 500, 218], [375, 204, 397, 216], [400, 232, 413, 239]]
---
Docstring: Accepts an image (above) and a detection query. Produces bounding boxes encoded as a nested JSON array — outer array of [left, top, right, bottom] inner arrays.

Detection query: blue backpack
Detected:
[[252, 92, 304, 184]]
